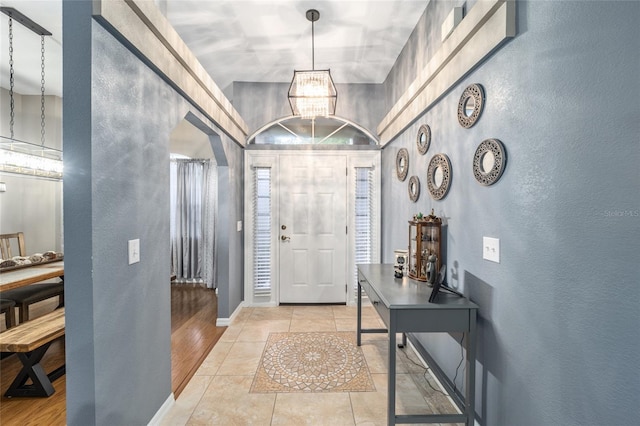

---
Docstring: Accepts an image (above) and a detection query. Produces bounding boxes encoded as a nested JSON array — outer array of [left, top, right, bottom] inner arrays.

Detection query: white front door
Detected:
[[278, 154, 347, 303]]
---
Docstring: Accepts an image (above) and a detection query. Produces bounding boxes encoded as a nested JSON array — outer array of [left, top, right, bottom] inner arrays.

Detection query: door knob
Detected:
[[281, 235, 290, 241]]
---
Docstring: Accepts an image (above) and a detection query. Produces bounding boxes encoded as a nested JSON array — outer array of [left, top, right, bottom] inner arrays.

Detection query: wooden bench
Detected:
[[0, 308, 65, 397]]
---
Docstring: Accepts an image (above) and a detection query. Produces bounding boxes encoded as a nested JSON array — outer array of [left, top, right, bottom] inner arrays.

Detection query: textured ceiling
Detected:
[[0, 0, 427, 98]]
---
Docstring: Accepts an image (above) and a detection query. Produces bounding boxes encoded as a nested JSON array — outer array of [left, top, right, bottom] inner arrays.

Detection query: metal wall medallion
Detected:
[[427, 154, 452, 200], [408, 176, 420, 202], [396, 148, 409, 181], [457, 83, 485, 129], [416, 124, 431, 155], [473, 138, 506, 186]]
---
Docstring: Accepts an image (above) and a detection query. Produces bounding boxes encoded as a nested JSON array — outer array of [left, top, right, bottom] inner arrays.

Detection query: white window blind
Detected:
[[253, 167, 272, 296], [353, 167, 374, 292]]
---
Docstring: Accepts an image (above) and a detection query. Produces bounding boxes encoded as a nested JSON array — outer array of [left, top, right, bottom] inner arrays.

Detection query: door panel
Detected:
[[279, 154, 347, 303]]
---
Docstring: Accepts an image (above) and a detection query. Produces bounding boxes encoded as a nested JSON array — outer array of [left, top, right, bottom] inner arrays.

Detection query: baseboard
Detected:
[[147, 393, 175, 426], [216, 301, 244, 326]]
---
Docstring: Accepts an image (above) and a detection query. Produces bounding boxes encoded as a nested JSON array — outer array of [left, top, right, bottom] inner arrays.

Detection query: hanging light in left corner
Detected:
[[0, 7, 62, 181], [0, 137, 63, 180]]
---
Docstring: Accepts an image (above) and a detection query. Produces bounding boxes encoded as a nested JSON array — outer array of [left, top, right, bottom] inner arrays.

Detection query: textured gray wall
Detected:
[[63, 6, 244, 424], [233, 81, 386, 138], [381, 1, 640, 425], [383, 0, 473, 110]]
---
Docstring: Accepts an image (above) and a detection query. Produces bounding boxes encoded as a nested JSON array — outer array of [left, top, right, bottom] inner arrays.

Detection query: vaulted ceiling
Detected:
[[0, 0, 428, 99]]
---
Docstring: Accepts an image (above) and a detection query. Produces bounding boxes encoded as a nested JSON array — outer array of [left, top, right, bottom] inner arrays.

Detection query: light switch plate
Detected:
[[128, 239, 140, 265], [483, 237, 500, 263], [237, 220, 243, 232]]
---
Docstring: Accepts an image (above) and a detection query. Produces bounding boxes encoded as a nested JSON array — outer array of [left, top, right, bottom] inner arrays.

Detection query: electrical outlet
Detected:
[[128, 239, 140, 265], [483, 237, 500, 263]]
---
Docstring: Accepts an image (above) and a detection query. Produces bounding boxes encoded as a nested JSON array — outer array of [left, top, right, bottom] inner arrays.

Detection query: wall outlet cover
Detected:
[[128, 239, 140, 265], [483, 236, 500, 263]]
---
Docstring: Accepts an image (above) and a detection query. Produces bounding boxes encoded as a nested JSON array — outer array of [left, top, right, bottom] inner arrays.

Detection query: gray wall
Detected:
[[233, 81, 386, 138], [63, 5, 244, 424], [381, 1, 640, 425]]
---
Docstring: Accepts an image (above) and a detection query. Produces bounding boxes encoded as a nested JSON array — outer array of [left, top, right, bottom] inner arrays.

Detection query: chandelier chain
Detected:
[[8, 17, 15, 140], [41, 35, 46, 146]]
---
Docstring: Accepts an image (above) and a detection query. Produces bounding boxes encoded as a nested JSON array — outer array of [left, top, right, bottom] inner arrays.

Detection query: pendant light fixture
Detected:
[[288, 9, 337, 120], [0, 7, 62, 180]]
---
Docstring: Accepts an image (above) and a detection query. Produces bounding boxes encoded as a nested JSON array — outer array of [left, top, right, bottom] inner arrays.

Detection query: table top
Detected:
[[358, 263, 478, 310], [0, 260, 64, 292]]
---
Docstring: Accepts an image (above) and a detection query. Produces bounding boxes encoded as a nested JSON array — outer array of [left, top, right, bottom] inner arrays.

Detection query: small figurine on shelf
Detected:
[[426, 254, 437, 287]]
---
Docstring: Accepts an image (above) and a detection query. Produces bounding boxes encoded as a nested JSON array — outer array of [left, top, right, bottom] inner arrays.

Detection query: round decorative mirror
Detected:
[[396, 148, 409, 181], [473, 138, 506, 186], [457, 83, 485, 128], [427, 154, 452, 200], [408, 176, 420, 202], [416, 124, 431, 155]]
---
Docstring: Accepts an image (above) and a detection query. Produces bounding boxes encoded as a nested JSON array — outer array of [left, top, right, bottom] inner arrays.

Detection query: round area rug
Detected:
[[250, 332, 375, 393]]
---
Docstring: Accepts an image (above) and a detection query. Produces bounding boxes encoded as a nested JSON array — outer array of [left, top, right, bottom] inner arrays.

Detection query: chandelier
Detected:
[[288, 9, 337, 120], [0, 7, 62, 180]]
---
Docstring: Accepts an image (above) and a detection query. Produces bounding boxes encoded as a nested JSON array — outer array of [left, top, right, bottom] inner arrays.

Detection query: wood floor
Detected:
[[0, 284, 224, 426]]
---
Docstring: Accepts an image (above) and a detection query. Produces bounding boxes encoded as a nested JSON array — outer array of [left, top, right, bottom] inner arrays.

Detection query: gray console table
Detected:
[[357, 264, 478, 425]]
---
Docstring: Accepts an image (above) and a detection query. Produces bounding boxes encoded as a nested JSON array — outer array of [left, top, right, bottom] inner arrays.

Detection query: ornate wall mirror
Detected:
[[416, 124, 431, 155], [427, 154, 452, 200], [457, 83, 485, 128], [408, 176, 420, 202], [396, 148, 409, 181], [473, 138, 506, 185]]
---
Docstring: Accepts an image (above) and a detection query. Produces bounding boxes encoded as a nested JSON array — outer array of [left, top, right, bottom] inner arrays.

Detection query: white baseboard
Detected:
[[216, 301, 245, 326], [147, 393, 175, 425]]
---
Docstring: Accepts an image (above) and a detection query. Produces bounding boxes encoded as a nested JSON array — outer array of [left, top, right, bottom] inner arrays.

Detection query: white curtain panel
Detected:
[[170, 159, 217, 288]]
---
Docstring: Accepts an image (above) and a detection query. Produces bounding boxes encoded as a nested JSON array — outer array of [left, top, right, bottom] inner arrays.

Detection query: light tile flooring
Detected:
[[161, 304, 460, 425]]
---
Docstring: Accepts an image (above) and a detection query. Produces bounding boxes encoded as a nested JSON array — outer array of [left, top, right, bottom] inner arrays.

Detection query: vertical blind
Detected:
[[353, 167, 374, 292], [253, 167, 272, 296]]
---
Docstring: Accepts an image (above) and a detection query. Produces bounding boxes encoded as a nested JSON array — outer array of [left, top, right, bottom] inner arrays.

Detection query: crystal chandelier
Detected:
[[288, 9, 337, 120]]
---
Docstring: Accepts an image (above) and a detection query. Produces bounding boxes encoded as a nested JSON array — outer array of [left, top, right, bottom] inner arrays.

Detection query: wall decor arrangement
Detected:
[[408, 176, 420, 202], [473, 138, 507, 186], [427, 153, 452, 200], [416, 124, 431, 155], [457, 83, 485, 128], [396, 148, 409, 181]]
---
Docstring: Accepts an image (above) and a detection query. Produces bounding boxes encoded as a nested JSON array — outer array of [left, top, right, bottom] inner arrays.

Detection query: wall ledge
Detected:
[[93, 0, 248, 146], [377, 0, 516, 146]]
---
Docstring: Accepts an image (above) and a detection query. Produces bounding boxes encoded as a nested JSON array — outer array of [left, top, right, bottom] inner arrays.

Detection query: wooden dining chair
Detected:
[[0, 231, 65, 323], [0, 299, 16, 330], [0, 232, 26, 259]]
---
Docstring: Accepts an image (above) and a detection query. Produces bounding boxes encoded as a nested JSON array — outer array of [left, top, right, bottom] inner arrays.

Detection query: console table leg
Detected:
[[357, 282, 362, 346], [388, 319, 397, 425], [465, 312, 477, 425]]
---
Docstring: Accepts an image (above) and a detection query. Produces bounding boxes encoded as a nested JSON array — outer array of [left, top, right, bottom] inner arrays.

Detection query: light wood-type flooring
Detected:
[[0, 284, 223, 426]]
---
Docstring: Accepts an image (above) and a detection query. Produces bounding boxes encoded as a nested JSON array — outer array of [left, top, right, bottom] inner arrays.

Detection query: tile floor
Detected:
[[161, 304, 460, 425]]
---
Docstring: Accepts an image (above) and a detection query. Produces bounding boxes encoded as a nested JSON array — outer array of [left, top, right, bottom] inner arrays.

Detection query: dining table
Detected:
[[0, 260, 64, 292]]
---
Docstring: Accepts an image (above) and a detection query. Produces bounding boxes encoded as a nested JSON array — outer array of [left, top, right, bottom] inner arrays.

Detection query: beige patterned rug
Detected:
[[250, 332, 376, 393]]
